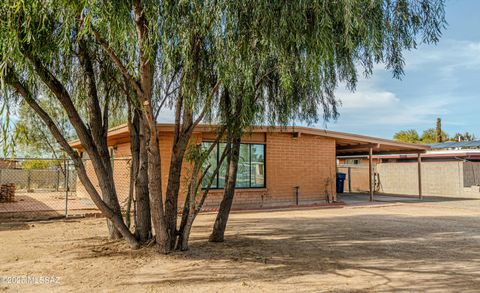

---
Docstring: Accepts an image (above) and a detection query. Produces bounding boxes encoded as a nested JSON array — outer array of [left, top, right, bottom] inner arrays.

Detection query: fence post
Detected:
[[0, 169, 2, 185], [64, 159, 69, 218], [27, 170, 32, 191], [56, 168, 60, 191], [348, 167, 352, 193]]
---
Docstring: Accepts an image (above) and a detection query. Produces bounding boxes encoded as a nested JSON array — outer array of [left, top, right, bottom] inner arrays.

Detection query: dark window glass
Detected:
[[201, 142, 217, 189], [217, 143, 229, 188], [235, 144, 250, 188], [250, 144, 265, 187], [202, 142, 265, 189]]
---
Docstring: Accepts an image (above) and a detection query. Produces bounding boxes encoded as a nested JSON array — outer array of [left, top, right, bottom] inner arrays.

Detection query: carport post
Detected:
[[369, 148, 374, 201], [348, 167, 352, 193], [417, 153, 423, 200]]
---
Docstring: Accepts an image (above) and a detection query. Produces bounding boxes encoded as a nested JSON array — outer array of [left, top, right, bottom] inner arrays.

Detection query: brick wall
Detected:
[[76, 132, 201, 207], [77, 131, 337, 210], [75, 158, 132, 205], [263, 133, 336, 207]]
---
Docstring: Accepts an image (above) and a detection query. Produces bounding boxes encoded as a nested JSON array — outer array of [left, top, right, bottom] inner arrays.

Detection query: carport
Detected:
[[328, 131, 430, 201]]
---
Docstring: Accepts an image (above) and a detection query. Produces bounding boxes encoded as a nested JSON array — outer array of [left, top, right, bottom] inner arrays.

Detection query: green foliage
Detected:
[[395, 128, 477, 144], [393, 129, 421, 143], [208, 0, 447, 131], [452, 132, 476, 142], [185, 144, 207, 165], [14, 97, 72, 157], [421, 128, 449, 144], [0, 0, 131, 155], [21, 159, 61, 170], [435, 117, 443, 142]]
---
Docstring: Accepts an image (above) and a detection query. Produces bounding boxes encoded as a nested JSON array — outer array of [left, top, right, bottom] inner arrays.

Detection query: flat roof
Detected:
[[69, 123, 430, 156]]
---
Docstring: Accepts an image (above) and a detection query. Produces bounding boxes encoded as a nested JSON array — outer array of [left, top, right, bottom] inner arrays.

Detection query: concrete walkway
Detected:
[[338, 192, 480, 210]]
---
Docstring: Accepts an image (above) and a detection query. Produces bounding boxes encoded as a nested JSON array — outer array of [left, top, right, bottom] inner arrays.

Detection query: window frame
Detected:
[[202, 141, 266, 189]]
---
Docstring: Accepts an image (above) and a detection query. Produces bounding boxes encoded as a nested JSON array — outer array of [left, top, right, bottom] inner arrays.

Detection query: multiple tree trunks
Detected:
[[0, 184, 16, 202], [209, 135, 242, 242]]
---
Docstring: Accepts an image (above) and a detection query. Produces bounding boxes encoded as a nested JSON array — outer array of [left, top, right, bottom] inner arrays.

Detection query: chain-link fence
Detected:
[[0, 158, 133, 221], [75, 157, 132, 213], [0, 158, 77, 220]]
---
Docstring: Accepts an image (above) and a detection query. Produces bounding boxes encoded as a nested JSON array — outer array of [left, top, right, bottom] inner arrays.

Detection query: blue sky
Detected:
[[323, 0, 480, 138]]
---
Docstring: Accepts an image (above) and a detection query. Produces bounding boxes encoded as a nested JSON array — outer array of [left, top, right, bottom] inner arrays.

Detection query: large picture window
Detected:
[[202, 143, 265, 189]]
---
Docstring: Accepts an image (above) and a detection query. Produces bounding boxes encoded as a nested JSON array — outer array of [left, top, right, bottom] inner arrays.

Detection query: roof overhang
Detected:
[[69, 123, 430, 156], [334, 134, 429, 156]]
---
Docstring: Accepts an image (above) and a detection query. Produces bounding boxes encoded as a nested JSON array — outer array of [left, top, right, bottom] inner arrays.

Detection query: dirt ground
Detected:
[[2, 199, 480, 292]]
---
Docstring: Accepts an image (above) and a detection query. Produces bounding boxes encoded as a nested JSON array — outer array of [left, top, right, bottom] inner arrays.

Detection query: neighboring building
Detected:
[[70, 124, 427, 210], [430, 140, 480, 151], [0, 159, 17, 169]]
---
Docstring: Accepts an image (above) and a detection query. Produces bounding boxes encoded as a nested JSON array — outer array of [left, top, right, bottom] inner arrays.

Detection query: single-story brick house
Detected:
[[70, 124, 429, 209]]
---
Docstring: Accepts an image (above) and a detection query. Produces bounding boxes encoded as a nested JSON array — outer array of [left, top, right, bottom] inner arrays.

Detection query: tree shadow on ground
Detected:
[[74, 210, 480, 292], [0, 222, 31, 231]]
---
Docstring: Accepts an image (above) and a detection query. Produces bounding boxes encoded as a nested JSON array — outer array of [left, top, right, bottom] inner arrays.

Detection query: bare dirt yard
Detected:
[[2, 199, 480, 292]]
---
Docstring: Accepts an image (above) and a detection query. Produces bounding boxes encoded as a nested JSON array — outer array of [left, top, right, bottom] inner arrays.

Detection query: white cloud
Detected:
[[337, 86, 399, 111], [319, 37, 480, 137], [406, 40, 480, 78], [335, 74, 447, 125]]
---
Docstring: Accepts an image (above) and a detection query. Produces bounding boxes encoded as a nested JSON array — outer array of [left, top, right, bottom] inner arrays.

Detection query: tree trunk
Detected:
[[78, 39, 122, 240], [76, 163, 139, 248], [134, 118, 152, 243], [24, 49, 124, 240], [177, 168, 198, 251], [164, 134, 190, 249], [127, 107, 152, 243], [6, 70, 139, 249], [176, 138, 229, 250], [126, 103, 139, 230], [144, 118, 170, 253], [209, 135, 241, 242]]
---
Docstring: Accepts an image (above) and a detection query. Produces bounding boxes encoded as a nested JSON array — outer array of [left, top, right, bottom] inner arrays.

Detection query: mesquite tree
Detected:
[[1, 0, 220, 253], [209, 0, 446, 242], [0, 1, 143, 247], [89, 0, 222, 252]]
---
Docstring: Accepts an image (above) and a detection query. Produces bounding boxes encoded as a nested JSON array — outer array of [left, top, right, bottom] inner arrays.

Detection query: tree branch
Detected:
[[78, 38, 108, 149], [133, 0, 156, 104], [5, 69, 79, 162], [22, 51, 96, 154], [192, 80, 221, 129], [92, 29, 144, 97], [6, 67, 140, 248]]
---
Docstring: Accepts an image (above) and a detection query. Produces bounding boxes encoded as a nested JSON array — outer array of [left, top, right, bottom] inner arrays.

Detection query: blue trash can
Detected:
[[336, 173, 346, 193]]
